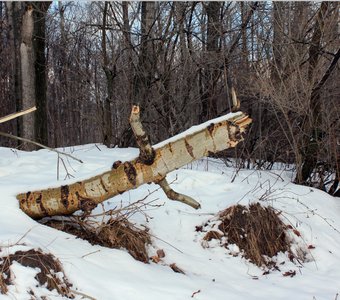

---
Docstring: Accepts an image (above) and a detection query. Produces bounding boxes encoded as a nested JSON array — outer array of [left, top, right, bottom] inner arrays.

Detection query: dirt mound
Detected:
[[0, 249, 73, 297], [43, 218, 151, 263], [202, 203, 297, 268]]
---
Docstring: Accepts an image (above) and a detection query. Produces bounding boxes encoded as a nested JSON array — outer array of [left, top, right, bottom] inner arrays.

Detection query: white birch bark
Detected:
[[17, 111, 251, 219]]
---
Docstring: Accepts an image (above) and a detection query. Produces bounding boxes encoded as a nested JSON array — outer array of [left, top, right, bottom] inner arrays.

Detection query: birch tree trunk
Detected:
[[17, 111, 251, 219]]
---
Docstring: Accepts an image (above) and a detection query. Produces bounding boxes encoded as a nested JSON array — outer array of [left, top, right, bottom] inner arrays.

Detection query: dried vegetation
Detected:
[[42, 217, 151, 263], [201, 203, 301, 268], [0, 249, 73, 297]]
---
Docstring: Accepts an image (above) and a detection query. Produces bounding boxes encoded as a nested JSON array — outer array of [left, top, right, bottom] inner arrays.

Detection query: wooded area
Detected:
[[0, 2, 339, 193]]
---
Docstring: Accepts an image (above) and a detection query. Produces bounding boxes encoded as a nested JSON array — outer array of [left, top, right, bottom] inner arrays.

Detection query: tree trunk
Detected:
[[18, 2, 50, 150], [34, 2, 50, 146], [101, 1, 114, 147], [119, 1, 156, 147], [6, 2, 22, 143], [20, 3, 36, 150], [297, 2, 330, 184], [200, 1, 221, 123], [271, 1, 285, 82], [17, 110, 251, 219]]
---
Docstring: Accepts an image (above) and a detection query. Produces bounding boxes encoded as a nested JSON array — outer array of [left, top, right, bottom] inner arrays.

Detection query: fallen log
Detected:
[[17, 111, 251, 219]]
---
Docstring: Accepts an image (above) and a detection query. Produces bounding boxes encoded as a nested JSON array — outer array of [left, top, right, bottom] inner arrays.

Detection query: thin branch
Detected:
[[0, 106, 36, 124], [312, 47, 340, 96], [0, 131, 83, 163]]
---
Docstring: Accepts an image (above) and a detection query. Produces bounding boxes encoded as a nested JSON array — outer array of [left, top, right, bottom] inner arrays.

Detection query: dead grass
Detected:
[[43, 217, 151, 263], [0, 273, 7, 294], [0, 249, 73, 297], [204, 203, 295, 268]]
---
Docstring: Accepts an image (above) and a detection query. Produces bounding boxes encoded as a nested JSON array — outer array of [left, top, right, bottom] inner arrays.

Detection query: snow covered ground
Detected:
[[0, 144, 339, 300]]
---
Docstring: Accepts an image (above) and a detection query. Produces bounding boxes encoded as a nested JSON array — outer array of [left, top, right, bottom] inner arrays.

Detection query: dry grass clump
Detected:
[[44, 217, 151, 263], [0, 272, 7, 294], [97, 219, 151, 263], [0, 249, 73, 297], [204, 203, 293, 267]]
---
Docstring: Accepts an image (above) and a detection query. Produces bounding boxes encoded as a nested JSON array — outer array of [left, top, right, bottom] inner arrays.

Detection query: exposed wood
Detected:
[[17, 110, 251, 219], [230, 87, 240, 112], [0, 106, 36, 124], [129, 105, 155, 164]]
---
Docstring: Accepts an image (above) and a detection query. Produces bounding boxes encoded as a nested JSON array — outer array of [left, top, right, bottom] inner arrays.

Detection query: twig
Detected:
[[81, 250, 101, 258], [70, 289, 97, 300], [150, 233, 184, 254], [0, 131, 83, 163], [0, 106, 36, 124]]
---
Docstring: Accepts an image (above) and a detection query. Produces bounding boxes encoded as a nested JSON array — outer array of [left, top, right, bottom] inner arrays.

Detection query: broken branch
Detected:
[[0, 106, 36, 124]]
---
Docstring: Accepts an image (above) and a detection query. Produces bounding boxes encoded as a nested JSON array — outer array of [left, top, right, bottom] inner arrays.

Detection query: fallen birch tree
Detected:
[[17, 108, 251, 219]]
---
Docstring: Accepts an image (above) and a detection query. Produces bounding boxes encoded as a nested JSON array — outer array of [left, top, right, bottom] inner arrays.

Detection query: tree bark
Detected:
[[6, 2, 23, 143], [271, 1, 285, 82], [17, 2, 50, 150], [20, 3, 36, 150], [17, 110, 251, 219], [34, 2, 50, 146], [101, 1, 115, 147], [119, 1, 156, 147], [297, 2, 330, 183], [200, 1, 221, 123]]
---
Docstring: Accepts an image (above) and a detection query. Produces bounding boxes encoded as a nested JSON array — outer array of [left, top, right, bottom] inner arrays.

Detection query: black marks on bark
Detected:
[[76, 192, 97, 216], [136, 133, 151, 150], [61, 185, 69, 208], [234, 127, 242, 140], [80, 199, 97, 214], [185, 140, 194, 158], [124, 161, 137, 186], [36, 193, 47, 216], [112, 160, 122, 169], [139, 148, 156, 165], [207, 151, 214, 157], [35, 193, 42, 204], [207, 123, 215, 136], [100, 177, 108, 193], [168, 143, 173, 153], [228, 122, 242, 143]]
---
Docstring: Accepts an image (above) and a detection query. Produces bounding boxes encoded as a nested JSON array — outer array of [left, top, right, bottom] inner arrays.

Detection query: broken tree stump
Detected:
[[17, 109, 251, 219]]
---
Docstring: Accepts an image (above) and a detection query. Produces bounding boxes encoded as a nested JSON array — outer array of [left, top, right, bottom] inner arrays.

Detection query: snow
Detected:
[[0, 144, 339, 300], [154, 111, 243, 149]]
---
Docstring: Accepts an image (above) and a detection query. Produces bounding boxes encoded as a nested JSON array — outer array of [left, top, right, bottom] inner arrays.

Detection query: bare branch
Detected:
[[0, 131, 83, 164], [0, 106, 36, 124]]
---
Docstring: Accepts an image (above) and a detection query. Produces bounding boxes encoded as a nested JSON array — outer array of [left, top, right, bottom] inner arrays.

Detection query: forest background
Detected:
[[0, 1, 339, 193]]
